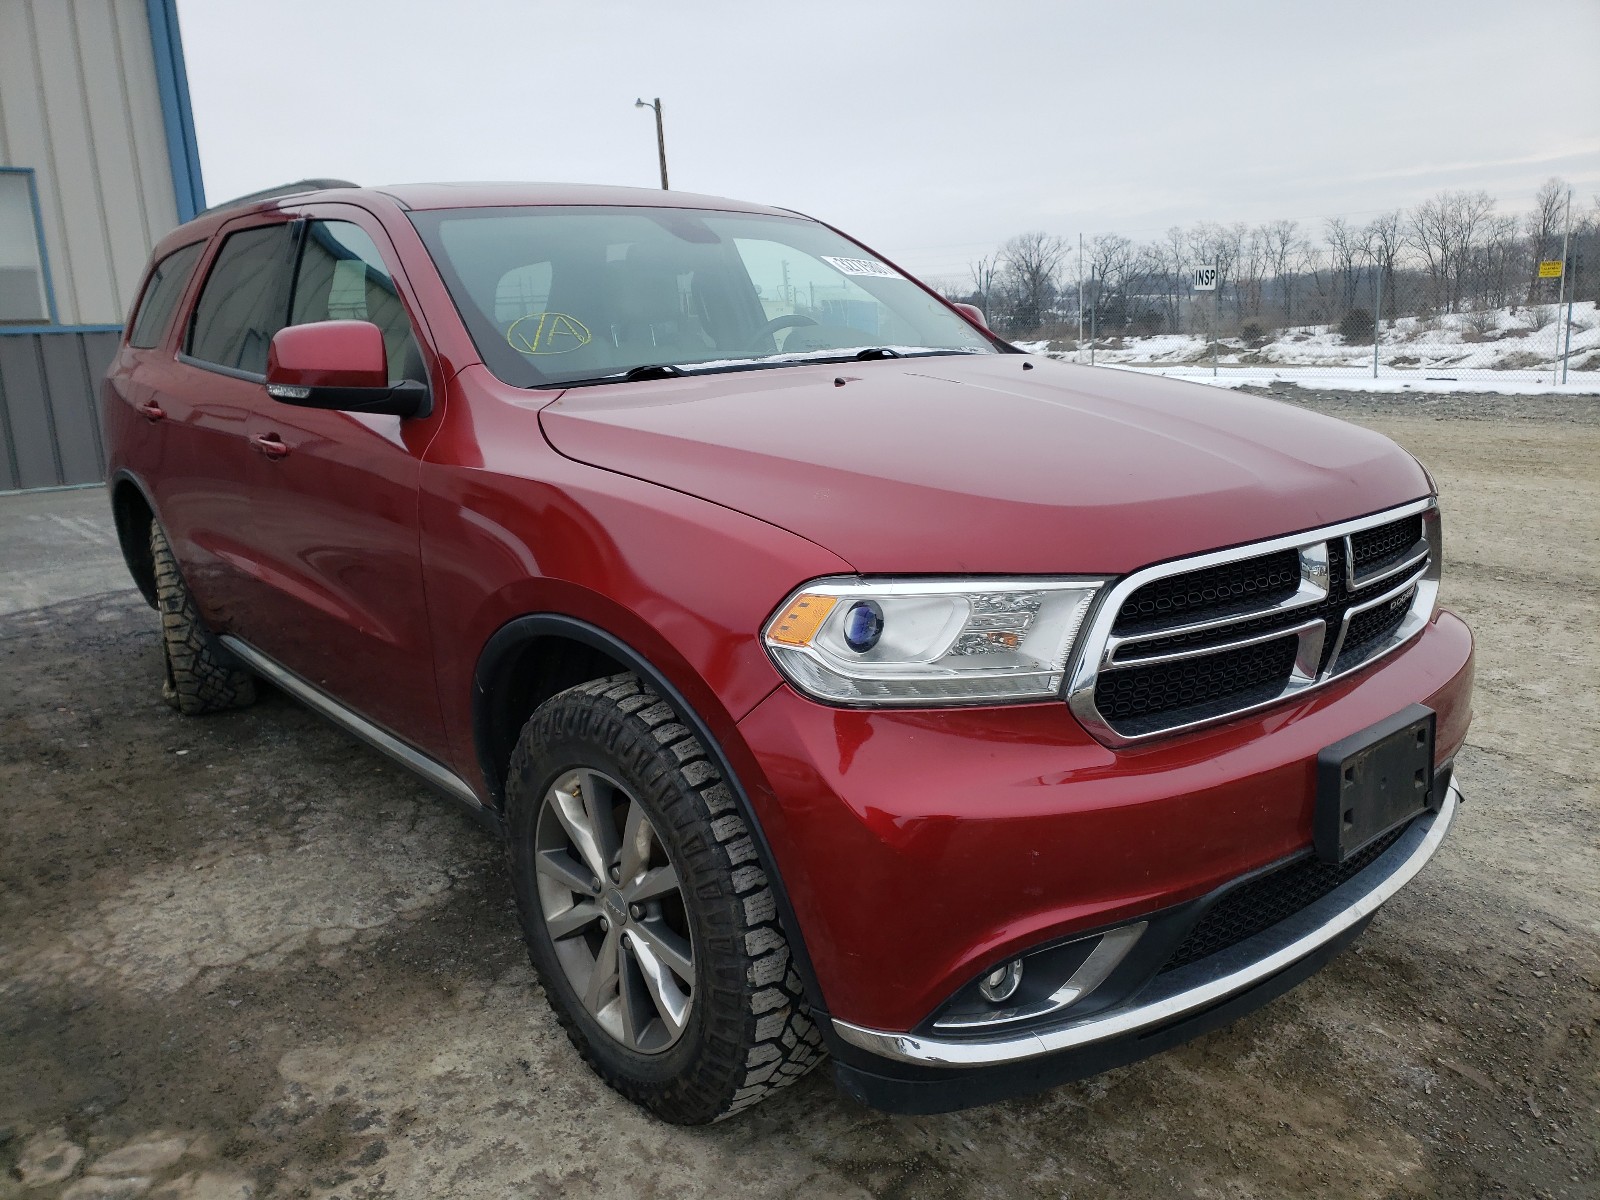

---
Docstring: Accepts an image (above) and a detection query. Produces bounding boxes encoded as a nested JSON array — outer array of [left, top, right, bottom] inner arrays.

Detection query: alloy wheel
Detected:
[[533, 767, 696, 1053]]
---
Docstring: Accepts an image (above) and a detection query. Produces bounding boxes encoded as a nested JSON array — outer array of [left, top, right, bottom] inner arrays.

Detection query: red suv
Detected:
[[102, 181, 1473, 1123]]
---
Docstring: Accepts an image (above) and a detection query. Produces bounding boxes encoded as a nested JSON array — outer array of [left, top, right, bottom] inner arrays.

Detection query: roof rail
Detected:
[[197, 178, 360, 218]]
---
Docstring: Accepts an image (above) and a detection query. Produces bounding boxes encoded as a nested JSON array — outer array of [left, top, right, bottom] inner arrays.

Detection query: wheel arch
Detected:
[[109, 469, 159, 609], [472, 613, 830, 1018]]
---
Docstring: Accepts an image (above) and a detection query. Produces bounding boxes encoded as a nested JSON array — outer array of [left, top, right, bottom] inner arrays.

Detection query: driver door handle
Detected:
[[137, 400, 166, 422], [250, 432, 290, 460]]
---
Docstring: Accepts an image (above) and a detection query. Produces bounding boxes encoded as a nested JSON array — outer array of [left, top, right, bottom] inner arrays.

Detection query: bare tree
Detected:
[[1408, 189, 1495, 313], [1363, 210, 1404, 312], [1476, 215, 1521, 310], [1324, 217, 1370, 314], [1238, 226, 1269, 318], [1148, 226, 1189, 332], [1262, 220, 1311, 324], [1524, 177, 1570, 301], [1000, 232, 1067, 334], [967, 253, 1002, 323], [1087, 234, 1135, 330]]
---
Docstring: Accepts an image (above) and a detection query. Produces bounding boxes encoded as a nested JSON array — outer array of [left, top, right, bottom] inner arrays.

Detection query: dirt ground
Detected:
[[2, 389, 1596, 1200]]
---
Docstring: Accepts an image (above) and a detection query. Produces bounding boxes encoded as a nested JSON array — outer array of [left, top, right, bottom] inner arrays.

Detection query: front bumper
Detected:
[[826, 774, 1458, 1109], [735, 611, 1473, 1036]]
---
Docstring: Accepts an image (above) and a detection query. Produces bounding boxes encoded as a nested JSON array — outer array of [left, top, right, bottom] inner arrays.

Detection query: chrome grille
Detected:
[[1067, 500, 1439, 743]]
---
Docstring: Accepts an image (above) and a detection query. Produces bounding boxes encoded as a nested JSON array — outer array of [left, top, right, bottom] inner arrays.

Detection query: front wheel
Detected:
[[504, 673, 823, 1123]]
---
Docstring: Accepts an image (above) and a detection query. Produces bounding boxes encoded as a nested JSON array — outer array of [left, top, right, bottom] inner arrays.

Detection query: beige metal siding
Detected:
[[0, 0, 181, 325]]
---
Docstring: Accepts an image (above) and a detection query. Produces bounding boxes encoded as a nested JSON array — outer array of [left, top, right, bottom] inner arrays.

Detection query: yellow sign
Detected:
[[507, 312, 592, 355], [1538, 260, 1564, 279]]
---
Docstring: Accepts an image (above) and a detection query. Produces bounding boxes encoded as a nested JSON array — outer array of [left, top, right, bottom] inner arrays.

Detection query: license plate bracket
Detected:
[[1315, 704, 1435, 864]]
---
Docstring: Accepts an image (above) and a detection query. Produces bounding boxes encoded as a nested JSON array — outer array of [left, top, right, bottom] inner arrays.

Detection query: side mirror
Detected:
[[951, 302, 990, 332], [265, 321, 430, 418]]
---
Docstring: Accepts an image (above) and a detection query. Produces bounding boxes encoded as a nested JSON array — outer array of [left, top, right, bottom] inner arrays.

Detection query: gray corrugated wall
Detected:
[[0, 331, 119, 490], [0, 0, 182, 325]]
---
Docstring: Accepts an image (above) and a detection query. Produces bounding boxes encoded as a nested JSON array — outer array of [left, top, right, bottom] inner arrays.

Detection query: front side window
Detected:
[[128, 242, 204, 348], [187, 225, 294, 374], [409, 205, 994, 387], [290, 220, 424, 382], [0, 170, 51, 324]]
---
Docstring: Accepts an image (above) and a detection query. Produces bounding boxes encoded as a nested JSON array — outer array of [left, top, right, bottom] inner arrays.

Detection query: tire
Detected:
[[505, 672, 824, 1124], [149, 521, 256, 715]]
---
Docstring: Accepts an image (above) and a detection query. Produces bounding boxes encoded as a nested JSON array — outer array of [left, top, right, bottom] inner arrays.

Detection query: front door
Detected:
[[238, 209, 450, 759]]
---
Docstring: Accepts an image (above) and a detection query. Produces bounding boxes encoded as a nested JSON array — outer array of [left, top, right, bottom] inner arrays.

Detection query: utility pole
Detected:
[[1559, 190, 1575, 384], [634, 97, 669, 190], [1552, 187, 1571, 385]]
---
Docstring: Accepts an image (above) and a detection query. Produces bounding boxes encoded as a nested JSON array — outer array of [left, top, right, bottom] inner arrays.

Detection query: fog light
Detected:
[[978, 959, 1023, 1003]]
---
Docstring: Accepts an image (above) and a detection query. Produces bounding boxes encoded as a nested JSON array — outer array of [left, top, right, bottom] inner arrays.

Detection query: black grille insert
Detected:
[[1351, 514, 1424, 579], [1160, 821, 1412, 973], [1114, 548, 1300, 634], [1090, 510, 1433, 738], [1336, 587, 1415, 670], [1093, 635, 1299, 736]]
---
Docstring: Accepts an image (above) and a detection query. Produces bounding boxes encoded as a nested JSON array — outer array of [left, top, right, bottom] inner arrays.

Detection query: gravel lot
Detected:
[[2, 389, 1596, 1200]]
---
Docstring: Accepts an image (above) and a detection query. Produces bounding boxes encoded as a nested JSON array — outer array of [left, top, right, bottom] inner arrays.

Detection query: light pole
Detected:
[[634, 97, 668, 191]]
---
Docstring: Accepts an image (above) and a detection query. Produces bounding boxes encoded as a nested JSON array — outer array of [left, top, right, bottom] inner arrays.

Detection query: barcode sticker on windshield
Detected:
[[822, 256, 901, 279]]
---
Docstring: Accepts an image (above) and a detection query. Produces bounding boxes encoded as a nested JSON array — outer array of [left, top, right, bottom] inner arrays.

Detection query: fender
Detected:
[[473, 613, 831, 1020], [107, 467, 160, 608]]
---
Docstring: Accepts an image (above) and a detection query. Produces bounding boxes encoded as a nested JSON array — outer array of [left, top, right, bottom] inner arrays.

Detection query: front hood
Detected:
[[538, 356, 1430, 574]]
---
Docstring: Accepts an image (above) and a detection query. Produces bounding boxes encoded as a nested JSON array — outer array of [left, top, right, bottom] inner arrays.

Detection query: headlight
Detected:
[[762, 578, 1104, 705]]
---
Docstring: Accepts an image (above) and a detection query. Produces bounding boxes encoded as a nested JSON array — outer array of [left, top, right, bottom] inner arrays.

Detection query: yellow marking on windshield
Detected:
[[508, 312, 592, 355]]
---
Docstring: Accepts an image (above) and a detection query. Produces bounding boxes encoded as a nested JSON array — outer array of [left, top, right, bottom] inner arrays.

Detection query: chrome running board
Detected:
[[834, 774, 1461, 1067], [220, 635, 484, 812]]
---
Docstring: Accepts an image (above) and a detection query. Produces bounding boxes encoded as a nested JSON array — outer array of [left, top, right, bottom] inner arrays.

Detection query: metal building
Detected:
[[0, 0, 203, 492]]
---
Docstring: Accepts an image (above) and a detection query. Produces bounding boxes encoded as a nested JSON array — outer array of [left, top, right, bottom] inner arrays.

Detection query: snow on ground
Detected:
[[1093, 367, 1600, 395], [1013, 301, 1600, 392]]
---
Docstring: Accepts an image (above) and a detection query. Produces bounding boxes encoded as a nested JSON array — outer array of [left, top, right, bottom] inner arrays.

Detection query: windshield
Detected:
[[407, 205, 997, 387]]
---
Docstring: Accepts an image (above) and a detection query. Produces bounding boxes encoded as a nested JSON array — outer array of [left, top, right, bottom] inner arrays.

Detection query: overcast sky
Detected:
[[179, 0, 1600, 283]]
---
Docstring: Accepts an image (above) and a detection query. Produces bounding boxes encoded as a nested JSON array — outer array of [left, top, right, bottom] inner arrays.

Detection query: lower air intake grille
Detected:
[[1093, 636, 1298, 737], [1159, 822, 1411, 973]]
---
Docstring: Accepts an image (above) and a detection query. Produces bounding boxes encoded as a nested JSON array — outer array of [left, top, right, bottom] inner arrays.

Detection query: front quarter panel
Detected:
[[419, 367, 854, 796]]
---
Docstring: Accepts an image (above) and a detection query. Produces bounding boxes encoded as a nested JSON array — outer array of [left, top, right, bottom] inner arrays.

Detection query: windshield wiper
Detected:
[[851, 347, 902, 360], [622, 363, 685, 381], [558, 363, 687, 388]]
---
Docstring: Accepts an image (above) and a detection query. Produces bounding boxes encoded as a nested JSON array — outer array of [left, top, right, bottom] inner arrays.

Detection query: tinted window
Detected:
[[187, 225, 293, 374], [291, 221, 424, 382], [128, 242, 204, 348]]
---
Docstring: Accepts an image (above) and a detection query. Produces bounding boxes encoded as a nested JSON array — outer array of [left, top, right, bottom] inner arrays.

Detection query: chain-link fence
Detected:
[[948, 187, 1599, 386]]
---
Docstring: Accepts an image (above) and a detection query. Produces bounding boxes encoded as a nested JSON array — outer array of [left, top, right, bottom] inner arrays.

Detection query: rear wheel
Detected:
[[505, 673, 823, 1123], [149, 522, 256, 715]]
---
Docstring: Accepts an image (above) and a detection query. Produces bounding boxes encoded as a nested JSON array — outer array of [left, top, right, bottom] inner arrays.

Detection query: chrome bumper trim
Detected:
[[833, 775, 1460, 1067], [220, 635, 484, 811]]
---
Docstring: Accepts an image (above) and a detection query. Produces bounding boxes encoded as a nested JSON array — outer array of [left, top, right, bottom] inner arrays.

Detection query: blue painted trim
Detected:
[[0, 167, 59, 323], [0, 324, 123, 336], [145, 0, 205, 222]]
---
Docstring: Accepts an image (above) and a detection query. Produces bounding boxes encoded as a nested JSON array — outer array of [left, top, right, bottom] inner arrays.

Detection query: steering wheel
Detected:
[[752, 314, 818, 349]]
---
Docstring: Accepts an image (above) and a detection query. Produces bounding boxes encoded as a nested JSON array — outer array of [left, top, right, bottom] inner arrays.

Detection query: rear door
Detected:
[[239, 207, 449, 757], [146, 219, 298, 630]]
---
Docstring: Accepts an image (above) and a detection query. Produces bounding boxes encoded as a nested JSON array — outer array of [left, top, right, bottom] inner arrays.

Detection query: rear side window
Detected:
[[187, 225, 294, 375], [128, 242, 204, 348], [290, 221, 424, 382]]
